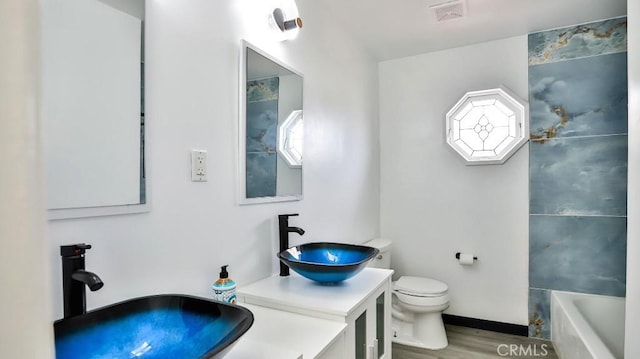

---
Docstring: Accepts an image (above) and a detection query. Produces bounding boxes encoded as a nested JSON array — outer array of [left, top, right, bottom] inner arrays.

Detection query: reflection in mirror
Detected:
[[42, 0, 147, 219], [278, 110, 303, 169], [240, 41, 303, 204]]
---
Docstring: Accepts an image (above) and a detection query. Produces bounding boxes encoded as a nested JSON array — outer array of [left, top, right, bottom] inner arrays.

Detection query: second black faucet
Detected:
[[278, 213, 305, 276]]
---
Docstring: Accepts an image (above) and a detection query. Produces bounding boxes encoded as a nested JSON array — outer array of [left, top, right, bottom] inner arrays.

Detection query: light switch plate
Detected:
[[191, 149, 207, 182]]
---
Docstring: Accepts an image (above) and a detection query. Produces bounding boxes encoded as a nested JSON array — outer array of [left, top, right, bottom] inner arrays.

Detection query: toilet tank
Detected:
[[364, 238, 392, 269]]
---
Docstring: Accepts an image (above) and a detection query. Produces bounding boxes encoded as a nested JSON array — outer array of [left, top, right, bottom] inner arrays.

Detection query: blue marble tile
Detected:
[[246, 99, 278, 154], [530, 135, 628, 216], [529, 52, 628, 140], [247, 77, 279, 102], [528, 17, 627, 65], [246, 152, 277, 198], [529, 215, 627, 297], [529, 289, 551, 339], [245, 77, 279, 198]]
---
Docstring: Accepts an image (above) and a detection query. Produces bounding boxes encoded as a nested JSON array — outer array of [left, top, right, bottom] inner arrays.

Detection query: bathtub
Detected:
[[551, 291, 625, 359]]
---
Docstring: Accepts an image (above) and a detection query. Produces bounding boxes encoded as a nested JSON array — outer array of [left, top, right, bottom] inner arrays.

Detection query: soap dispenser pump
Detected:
[[212, 265, 236, 304]]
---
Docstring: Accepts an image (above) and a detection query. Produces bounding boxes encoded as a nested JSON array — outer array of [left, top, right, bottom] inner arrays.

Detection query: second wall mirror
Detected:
[[239, 41, 303, 204]]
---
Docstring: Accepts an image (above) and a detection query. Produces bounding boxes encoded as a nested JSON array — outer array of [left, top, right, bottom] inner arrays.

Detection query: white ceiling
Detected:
[[320, 0, 627, 61]]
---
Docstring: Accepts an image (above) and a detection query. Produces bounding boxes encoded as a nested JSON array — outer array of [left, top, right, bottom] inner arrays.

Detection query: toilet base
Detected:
[[393, 333, 447, 350], [392, 311, 448, 350]]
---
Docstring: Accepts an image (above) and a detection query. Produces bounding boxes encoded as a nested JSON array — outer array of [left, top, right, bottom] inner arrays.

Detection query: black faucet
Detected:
[[61, 244, 104, 319], [278, 213, 305, 276]]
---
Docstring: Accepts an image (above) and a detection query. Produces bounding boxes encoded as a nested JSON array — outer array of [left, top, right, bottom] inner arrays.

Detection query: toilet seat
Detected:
[[395, 276, 448, 297]]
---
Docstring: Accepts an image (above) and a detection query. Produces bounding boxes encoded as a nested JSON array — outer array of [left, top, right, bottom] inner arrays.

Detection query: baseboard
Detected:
[[442, 314, 528, 337]]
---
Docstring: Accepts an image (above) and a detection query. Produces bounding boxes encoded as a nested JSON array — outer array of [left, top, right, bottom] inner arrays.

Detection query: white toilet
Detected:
[[364, 238, 449, 350]]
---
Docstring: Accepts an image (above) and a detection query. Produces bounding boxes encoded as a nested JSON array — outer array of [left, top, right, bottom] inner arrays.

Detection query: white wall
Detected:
[[0, 0, 54, 357], [379, 36, 529, 325], [46, 0, 380, 319], [625, 1, 639, 357]]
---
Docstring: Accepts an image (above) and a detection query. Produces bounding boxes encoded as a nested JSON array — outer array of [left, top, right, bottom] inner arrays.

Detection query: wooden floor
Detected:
[[392, 325, 559, 359]]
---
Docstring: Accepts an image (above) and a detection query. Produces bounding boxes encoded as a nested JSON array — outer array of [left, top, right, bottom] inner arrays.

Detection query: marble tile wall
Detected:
[[246, 77, 279, 198], [527, 17, 628, 339]]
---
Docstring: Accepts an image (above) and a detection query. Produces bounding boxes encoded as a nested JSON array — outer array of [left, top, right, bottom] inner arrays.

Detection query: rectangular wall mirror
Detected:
[[239, 40, 304, 204], [42, 0, 147, 219]]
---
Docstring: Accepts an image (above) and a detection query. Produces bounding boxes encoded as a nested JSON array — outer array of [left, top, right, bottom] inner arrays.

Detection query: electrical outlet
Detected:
[[191, 150, 207, 182]]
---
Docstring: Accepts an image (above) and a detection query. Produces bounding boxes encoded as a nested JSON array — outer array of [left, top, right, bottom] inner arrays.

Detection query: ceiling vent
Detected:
[[429, 0, 467, 22]]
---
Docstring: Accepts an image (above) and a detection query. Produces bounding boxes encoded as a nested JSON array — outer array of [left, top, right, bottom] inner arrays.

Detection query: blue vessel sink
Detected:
[[278, 242, 379, 284], [54, 294, 253, 359]]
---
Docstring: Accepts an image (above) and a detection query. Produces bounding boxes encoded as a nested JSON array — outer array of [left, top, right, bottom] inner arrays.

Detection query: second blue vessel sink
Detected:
[[54, 294, 253, 359], [278, 242, 379, 283]]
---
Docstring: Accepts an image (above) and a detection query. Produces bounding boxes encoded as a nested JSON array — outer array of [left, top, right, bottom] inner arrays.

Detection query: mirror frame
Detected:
[[238, 40, 304, 205], [47, 0, 149, 220]]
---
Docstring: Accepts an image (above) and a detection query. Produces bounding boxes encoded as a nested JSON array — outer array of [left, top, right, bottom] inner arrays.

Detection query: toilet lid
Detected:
[[395, 276, 448, 297]]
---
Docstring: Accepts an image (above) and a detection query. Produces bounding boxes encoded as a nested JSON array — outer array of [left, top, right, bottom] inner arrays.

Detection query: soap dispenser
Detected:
[[212, 265, 236, 304]]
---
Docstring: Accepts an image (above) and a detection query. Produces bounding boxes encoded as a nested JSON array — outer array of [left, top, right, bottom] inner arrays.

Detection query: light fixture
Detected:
[[272, 8, 302, 32], [269, 4, 302, 41]]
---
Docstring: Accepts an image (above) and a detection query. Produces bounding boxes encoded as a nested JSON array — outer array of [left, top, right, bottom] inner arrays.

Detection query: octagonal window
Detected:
[[278, 110, 303, 168], [445, 87, 529, 165]]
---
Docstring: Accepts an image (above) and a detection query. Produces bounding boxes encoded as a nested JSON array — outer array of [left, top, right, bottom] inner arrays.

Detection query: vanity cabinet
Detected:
[[237, 267, 393, 359], [352, 288, 389, 359]]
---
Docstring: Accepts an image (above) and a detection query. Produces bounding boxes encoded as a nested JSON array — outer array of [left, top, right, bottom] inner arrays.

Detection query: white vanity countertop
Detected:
[[225, 303, 346, 359], [237, 268, 394, 321]]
